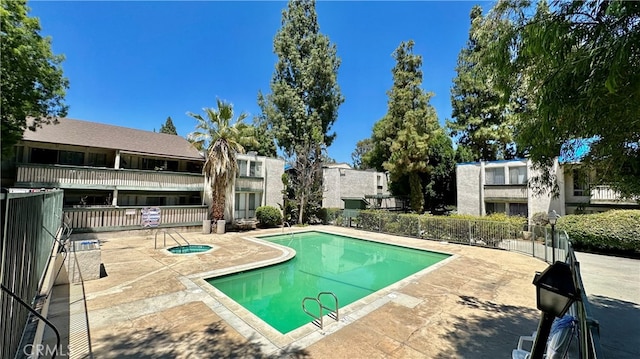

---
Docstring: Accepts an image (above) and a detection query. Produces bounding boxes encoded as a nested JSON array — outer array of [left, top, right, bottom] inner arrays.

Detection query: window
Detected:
[[249, 161, 262, 177], [509, 203, 528, 217], [237, 160, 248, 177], [187, 161, 203, 173], [59, 150, 85, 165], [146, 197, 166, 206], [509, 166, 527, 184], [485, 202, 506, 214], [234, 192, 262, 219], [141, 158, 165, 170], [88, 153, 107, 167], [31, 148, 58, 164], [377, 174, 383, 189], [485, 167, 505, 185], [573, 170, 589, 196], [166, 160, 178, 172]]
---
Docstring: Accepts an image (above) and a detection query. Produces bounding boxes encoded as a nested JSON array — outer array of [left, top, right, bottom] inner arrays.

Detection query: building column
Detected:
[[504, 164, 510, 185], [112, 189, 118, 206], [480, 160, 485, 215], [114, 150, 121, 169]]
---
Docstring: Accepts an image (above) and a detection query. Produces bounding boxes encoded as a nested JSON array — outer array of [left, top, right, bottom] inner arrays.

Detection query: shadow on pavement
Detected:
[[589, 295, 640, 359], [93, 321, 310, 359], [434, 295, 540, 359]]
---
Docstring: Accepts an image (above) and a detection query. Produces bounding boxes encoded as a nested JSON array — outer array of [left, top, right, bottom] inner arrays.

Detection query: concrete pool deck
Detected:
[[56, 226, 549, 358]]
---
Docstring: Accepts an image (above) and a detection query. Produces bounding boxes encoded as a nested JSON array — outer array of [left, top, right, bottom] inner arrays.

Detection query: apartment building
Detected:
[[4, 118, 285, 230], [9, 118, 205, 207], [230, 152, 285, 221], [322, 163, 395, 209], [456, 158, 638, 222]]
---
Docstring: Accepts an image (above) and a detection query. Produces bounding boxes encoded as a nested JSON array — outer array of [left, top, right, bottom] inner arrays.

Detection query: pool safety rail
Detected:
[[154, 228, 191, 249], [302, 291, 340, 329]]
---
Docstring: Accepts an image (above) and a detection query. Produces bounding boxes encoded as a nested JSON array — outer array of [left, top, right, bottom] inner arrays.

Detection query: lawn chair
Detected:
[[512, 315, 577, 359]]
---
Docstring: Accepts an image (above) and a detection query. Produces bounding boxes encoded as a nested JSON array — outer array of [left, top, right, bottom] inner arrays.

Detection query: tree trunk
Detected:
[[212, 181, 225, 221], [298, 194, 305, 225]]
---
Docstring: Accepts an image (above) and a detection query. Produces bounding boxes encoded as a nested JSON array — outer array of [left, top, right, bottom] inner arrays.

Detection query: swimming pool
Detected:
[[167, 244, 212, 254], [206, 231, 450, 334]]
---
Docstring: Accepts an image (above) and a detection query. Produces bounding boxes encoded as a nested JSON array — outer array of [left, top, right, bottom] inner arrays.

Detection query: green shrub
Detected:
[[557, 210, 640, 255], [256, 206, 283, 228], [318, 207, 342, 224]]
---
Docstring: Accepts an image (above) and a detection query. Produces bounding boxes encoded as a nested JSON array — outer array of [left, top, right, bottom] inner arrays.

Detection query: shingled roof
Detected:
[[22, 118, 204, 161]]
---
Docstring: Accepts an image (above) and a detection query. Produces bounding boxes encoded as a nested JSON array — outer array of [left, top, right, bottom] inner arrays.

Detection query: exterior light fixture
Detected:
[[529, 261, 581, 359]]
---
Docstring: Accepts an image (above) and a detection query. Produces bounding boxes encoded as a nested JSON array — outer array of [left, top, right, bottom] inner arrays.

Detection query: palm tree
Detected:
[[187, 99, 256, 221]]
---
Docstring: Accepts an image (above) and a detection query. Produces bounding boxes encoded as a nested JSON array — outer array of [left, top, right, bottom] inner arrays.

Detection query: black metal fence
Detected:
[[1, 190, 63, 358], [328, 209, 601, 358]]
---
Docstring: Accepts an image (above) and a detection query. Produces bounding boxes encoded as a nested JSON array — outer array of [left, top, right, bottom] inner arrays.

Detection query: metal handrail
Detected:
[[154, 229, 190, 249], [318, 291, 340, 321], [301, 291, 340, 329], [302, 297, 324, 329], [1, 283, 61, 359], [566, 245, 604, 359]]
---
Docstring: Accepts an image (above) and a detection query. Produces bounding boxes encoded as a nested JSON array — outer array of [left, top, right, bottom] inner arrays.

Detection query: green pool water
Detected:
[[206, 231, 449, 334], [167, 244, 212, 254]]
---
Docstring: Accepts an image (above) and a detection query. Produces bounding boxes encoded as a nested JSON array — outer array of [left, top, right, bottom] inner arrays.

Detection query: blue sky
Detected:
[[29, 1, 491, 164]]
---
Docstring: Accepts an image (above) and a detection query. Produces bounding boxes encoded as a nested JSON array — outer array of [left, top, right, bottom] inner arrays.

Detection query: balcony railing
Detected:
[[484, 184, 528, 200], [16, 163, 204, 191], [235, 176, 264, 192], [590, 185, 638, 204], [63, 205, 208, 232]]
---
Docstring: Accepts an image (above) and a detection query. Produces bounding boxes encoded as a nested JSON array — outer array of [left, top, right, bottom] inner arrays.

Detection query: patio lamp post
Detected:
[[530, 261, 581, 359], [548, 210, 559, 263]]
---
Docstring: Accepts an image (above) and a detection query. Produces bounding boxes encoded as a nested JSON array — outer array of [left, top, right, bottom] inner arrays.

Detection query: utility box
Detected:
[[66, 240, 101, 283]]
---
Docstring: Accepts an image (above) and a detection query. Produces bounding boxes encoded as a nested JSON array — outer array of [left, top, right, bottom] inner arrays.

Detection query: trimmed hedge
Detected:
[[256, 206, 283, 228], [557, 210, 640, 255]]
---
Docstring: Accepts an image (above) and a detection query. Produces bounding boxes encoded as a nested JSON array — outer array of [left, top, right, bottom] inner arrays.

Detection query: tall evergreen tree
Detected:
[[448, 5, 518, 162], [259, 0, 344, 223], [159, 116, 178, 135], [368, 41, 453, 213], [351, 138, 374, 170]]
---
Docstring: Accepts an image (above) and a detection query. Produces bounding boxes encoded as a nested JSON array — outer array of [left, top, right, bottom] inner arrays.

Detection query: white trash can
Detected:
[[216, 219, 226, 234]]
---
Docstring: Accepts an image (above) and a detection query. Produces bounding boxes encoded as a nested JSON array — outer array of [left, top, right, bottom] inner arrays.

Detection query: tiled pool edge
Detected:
[[188, 229, 459, 355]]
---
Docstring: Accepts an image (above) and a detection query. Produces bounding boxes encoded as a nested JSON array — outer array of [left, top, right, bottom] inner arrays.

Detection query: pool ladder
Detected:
[[154, 228, 190, 249], [302, 291, 339, 329]]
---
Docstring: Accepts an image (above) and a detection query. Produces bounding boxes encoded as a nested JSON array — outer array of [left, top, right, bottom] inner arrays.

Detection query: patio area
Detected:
[[48, 225, 548, 358]]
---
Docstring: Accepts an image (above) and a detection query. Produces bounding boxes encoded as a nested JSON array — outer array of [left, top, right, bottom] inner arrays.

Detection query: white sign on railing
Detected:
[[141, 207, 161, 227]]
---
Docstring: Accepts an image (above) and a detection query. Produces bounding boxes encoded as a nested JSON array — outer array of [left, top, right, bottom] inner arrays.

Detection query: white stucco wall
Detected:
[[456, 163, 482, 216], [322, 168, 343, 208], [263, 156, 285, 208], [527, 159, 566, 218]]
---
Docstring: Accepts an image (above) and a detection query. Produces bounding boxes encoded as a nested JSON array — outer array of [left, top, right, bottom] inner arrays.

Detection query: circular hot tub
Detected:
[[167, 244, 212, 254]]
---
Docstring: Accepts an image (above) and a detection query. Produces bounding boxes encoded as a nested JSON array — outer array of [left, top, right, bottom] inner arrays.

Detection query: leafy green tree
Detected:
[[1, 0, 69, 156], [483, 0, 640, 196], [351, 138, 374, 170], [187, 99, 257, 221], [159, 116, 178, 135], [454, 144, 475, 163], [369, 40, 452, 213], [448, 5, 518, 162], [237, 116, 277, 157], [259, 0, 344, 223]]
